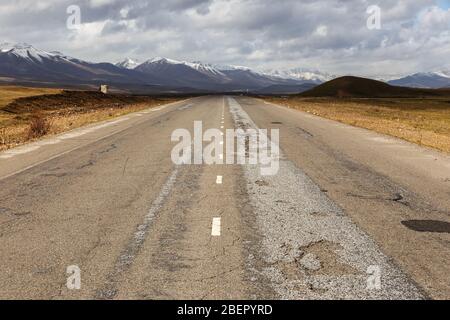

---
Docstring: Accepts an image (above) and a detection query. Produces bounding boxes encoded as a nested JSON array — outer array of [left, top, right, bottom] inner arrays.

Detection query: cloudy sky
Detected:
[[1, 0, 449, 78]]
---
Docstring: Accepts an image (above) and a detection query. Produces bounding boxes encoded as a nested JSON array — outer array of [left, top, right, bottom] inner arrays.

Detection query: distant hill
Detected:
[[389, 71, 450, 89], [299, 76, 446, 98]]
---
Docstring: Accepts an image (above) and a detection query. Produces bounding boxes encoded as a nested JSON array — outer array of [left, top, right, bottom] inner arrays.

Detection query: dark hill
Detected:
[[299, 76, 445, 98]]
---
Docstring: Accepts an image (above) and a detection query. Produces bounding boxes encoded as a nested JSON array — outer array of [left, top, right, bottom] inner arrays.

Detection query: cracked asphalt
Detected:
[[0, 96, 449, 299]]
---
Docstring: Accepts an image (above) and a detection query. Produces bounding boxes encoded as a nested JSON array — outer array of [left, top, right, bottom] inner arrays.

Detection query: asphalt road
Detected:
[[0, 96, 449, 300]]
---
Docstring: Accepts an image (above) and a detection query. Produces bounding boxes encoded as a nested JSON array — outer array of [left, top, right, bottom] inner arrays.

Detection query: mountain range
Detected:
[[116, 57, 331, 93], [1, 42, 449, 93], [0, 43, 325, 93]]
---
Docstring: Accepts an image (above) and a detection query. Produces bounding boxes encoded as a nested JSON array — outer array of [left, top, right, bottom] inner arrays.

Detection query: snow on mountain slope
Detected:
[[138, 57, 228, 78], [213, 64, 252, 72], [187, 61, 227, 77], [263, 68, 335, 83], [434, 70, 450, 79], [135, 57, 231, 90], [116, 58, 140, 69], [0, 43, 68, 63]]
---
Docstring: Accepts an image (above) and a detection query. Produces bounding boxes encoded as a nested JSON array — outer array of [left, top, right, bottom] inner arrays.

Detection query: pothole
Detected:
[[310, 211, 328, 217], [272, 240, 358, 281], [297, 240, 358, 276], [402, 220, 450, 233], [299, 253, 321, 271], [13, 211, 32, 217], [255, 180, 269, 187]]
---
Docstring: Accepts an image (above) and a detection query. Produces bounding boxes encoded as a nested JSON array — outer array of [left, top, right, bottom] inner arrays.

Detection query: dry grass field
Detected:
[[264, 96, 450, 153], [0, 86, 182, 151], [0, 86, 61, 125]]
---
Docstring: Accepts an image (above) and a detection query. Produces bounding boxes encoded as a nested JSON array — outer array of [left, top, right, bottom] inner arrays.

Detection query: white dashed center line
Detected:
[[211, 217, 221, 236], [216, 175, 223, 184]]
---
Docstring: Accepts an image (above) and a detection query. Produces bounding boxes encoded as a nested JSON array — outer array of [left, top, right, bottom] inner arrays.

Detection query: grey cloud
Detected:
[[0, 0, 448, 77]]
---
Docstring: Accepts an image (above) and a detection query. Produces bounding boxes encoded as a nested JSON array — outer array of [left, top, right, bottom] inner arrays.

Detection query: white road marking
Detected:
[[220, 126, 224, 129], [133, 168, 179, 249], [96, 167, 179, 299], [216, 175, 223, 184], [211, 217, 221, 236], [219, 154, 223, 160]]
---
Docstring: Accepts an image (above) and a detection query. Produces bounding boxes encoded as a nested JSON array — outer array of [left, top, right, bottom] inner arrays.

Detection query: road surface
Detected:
[[0, 96, 449, 299]]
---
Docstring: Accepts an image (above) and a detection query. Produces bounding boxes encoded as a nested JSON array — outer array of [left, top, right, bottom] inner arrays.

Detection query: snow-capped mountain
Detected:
[[0, 42, 150, 86], [0, 42, 320, 93], [389, 71, 450, 89], [116, 58, 140, 69], [134, 57, 312, 91], [135, 57, 230, 90], [137, 57, 227, 78], [0, 42, 60, 62], [187, 61, 228, 78], [263, 68, 335, 83], [0, 43, 82, 65]]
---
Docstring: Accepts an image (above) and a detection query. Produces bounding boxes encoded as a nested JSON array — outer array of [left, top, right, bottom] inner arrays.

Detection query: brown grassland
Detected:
[[0, 86, 182, 151], [263, 96, 450, 154], [0, 86, 62, 107]]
